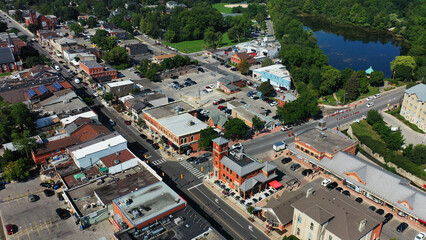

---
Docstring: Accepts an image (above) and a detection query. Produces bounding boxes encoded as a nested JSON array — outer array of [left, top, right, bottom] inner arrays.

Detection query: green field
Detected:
[[164, 32, 235, 53], [212, 3, 234, 13]]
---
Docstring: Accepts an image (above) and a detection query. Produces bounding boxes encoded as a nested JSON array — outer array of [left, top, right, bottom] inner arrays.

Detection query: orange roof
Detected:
[[154, 53, 176, 60], [100, 149, 136, 168], [70, 123, 110, 142]]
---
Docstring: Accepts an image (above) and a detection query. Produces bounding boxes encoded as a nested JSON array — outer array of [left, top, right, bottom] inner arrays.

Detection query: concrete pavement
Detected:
[[382, 112, 425, 145]]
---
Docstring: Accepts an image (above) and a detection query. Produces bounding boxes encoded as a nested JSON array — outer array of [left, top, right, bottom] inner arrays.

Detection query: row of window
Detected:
[[295, 144, 319, 159]]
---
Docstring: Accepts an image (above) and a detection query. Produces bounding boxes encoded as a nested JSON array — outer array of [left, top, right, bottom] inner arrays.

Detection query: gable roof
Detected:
[[209, 110, 228, 127], [220, 155, 264, 176], [100, 149, 136, 168], [405, 83, 426, 102], [212, 137, 228, 146], [264, 191, 306, 226]]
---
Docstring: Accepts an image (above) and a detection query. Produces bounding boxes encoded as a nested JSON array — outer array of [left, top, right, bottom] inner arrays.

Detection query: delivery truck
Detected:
[[273, 141, 286, 151]]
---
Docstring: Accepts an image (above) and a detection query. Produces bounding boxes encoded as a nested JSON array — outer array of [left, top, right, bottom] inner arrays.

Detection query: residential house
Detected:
[[79, 61, 118, 80], [253, 64, 292, 90], [105, 80, 135, 97], [212, 137, 279, 199], [400, 83, 426, 132], [152, 53, 176, 64], [230, 52, 257, 65]]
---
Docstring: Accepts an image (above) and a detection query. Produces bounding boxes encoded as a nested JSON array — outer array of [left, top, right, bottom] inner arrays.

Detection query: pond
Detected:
[[300, 16, 407, 77]]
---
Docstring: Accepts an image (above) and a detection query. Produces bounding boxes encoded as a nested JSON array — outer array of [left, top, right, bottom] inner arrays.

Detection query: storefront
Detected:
[[343, 179, 362, 193], [363, 192, 384, 205]]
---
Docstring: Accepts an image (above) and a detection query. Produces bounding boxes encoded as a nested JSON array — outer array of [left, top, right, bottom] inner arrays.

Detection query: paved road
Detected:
[[381, 112, 425, 145]]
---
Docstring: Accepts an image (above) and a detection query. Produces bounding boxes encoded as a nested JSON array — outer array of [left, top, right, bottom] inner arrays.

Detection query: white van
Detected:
[[54, 65, 61, 71]]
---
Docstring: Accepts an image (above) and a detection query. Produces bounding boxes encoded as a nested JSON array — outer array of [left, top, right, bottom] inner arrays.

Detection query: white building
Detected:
[[236, 39, 281, 59], [253, 64, 292, 90], [67, 132, 127, 169]]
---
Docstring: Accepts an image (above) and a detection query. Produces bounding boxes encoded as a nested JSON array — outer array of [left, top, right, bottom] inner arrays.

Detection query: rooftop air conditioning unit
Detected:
[[114, 159, 120, 165]]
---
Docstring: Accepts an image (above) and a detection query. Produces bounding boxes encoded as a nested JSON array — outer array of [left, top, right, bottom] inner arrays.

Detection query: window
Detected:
[[296, 228, 300, 235], [298, 216, 302, 223], [329, 236, 333, 240], [310, 223, 314, 230], [190, 135, 194, 141], [308, 233, 312, 240], [236, 175, 239, 179]]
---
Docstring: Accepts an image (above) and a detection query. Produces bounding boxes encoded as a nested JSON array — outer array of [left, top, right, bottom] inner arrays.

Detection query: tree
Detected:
[[252, 116, 263, 134], [103, 47, 131, 68], [10, 102, 35, 132], [94, 2, 109, 20], [87, 17, 97, 28], [357, 71, 369, 93], [70, 23, 84, 35], [394, 64, 413, 81], [27, 24, 39, 34], [238, 59, 250, 75], [320, 66, 341, 95], [164, 30, 177, 43], [3, 158, 31, 181], [19, 46, 39, 60], [203, 29, 222, 49], [0, 21, 7, 32], [386, 130, 404, 151], [12, 130, 36, 158], [74, 56, 80, 62], [137, 118, 147, 129], [199, 127, 218, 149], [404, 144, 426, 165], [370, 71, 384, 86], [390, 56, 416, 72], [224, 118, 248, 140], [367, 110, 383, 125], [79, 18, 87, 27], [102, 92, 114, 102], [345, 72, 360, 101], [261, 58, 274, 67], [259, 80, 275, 97], [246, 206, 254, 216], [13, 10, 23, 22]]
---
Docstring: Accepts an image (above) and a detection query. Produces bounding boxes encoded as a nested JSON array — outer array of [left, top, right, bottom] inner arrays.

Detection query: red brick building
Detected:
[[79, 61, 117, 80], [277, 93, 297, 108], [0, 47, 23, 73], [0, 34, 27, 55], [25, 9, 57, 30], [217, 75, 243, 94], [208, 111, 228, 132], [230, 52, 257, 65], [212, 137, 279, 199]]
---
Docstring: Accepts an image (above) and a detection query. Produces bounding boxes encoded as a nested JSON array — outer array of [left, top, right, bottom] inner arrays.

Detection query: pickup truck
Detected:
[[273, 141, 286, 152]]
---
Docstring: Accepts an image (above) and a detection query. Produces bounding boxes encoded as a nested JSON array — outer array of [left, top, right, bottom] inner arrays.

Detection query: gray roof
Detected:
[[212, 137, 229, 146], [126, 43, 149, 55], [264, 191, 306, 226], [144, 101, 195, 120], [218, 75, 241, 84], [55, 38, 77, 45], [157, 113, 208, 137], [209, 110, 228, 127], [0, 48, 15, 64], [292, 189, 383, 240], [80, 61, 102, 69], [223, 84, 240, 91], [220, 154, 264, 177], [296, 128, 357, 154], [405, 83, 426, 102], [317, 152, 426, 220], [239, 172, 277, 191], [262, 162, 277, 172], [280, 93, 297, 103], [239, 178, 258, 192]]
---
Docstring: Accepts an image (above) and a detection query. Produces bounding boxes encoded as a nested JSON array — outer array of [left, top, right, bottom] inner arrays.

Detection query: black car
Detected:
[[281, 158, 292, 164], [57, 193, 64, 201], [301, 169, 313, 176], [290, 163, 301, 171], [40, 182, 52, 188], [44, 189, 55, 197], [355, 197, 363, 203], [201, 152, 212, 158], [369, 206, 376, 211], [195, 157, 208, 165], [342, 190, 351, 197], [376, 209, 385, 215], [383, 213, 393, 224], [335, 187, 343, 192], [140, 134, 147, 139], [56, 208, 70, 220], [327, 182, 338, 190], [171, 76, 179, 79], [146, 139, 154, 144], [396, 222, 408, 232], [187, 157, 197, 162]]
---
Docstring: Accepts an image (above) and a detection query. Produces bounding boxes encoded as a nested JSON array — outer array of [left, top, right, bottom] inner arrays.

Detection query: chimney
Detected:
[[306, 188, 314, 198], [358, 219, 367, 232]]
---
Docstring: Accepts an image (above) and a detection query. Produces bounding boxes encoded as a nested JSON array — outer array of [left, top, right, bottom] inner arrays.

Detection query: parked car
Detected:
[[301, 169, 313, 176], [28, 195, 36, 202], [57, 193, 64, 201], [366, 96, 373, 101], [6, 224, 14, 235], [195, 157, 208, 165], [217, 105, 225, 110], [335, 187, 343, 192], [373, 94, 381, 99], [40, 182, 52, 188], [355, 197, 363, 203], [376, 209, 385, 215], [369, 206, 376, 211], [342, 190, 351, 197], [231, 143, 244, 150], [56, 208, 70, 220], [383, 213, 393, 224], [290, 163, 301, 171], [396, 222, 408, 232], [281, 158, 292, 164], [109, 119, 116, 127], [124, 120, 131, 125], [44, 189, 54, 197], [326, 182, 338, 190], [414, 232, 426, 240], [366, 102, 374, 107], [187, 157, 197, 162], [321, 179, 332, 187], [281, 126, 292, 132]]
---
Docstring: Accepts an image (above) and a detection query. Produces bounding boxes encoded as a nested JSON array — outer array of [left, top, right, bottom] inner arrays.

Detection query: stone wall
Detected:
[[348, 126, 426, 188]]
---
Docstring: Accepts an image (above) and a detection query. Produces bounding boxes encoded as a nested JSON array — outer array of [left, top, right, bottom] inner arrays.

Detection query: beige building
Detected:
[[400, 83, 426, 132], [151, 53, 176, 64], [291, 189, 383, 240]]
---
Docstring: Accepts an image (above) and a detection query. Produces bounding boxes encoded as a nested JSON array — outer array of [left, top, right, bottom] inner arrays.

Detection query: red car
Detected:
[[213, 100, 219, 105], [6, 224, 13, 235], [245, 81, 252, 86], [124, 120, 131, 125], [217, 106, 225, 110]]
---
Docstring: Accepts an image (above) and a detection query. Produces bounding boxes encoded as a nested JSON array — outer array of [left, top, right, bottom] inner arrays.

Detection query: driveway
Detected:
[[382, 112, 425, 145]]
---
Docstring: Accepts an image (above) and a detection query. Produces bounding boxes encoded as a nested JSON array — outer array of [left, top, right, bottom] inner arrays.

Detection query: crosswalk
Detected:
[[178, 160, 205, 179], [151, 158, 167, 166]]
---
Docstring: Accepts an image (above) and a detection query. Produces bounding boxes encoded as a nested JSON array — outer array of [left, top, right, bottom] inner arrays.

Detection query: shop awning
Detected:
[[269, 180, 283, 189]]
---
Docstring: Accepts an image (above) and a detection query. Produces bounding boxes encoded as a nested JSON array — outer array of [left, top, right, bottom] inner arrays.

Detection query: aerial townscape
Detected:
[[0, 0, 424, 239]]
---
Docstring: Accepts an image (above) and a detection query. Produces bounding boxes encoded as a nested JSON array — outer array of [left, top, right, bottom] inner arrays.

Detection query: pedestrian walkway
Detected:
[[178, 160, 205, 179], [151, 158, 167, 166]]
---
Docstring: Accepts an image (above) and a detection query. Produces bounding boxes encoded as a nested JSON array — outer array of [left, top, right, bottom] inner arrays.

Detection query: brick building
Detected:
[[230, 52, 257, 65], [0, 33, 27, 55], [25, 9, 57, 30], [208, 110, 228, 132], [0, 47, 23, 73], [79, 61, 118, 80], [217, 75, 244, 94], [212, 137, 278, 199]]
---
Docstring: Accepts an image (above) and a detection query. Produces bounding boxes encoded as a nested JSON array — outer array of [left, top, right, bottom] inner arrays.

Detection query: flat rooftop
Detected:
[[143, 101, 195, 120], [157, 113, 208, 137], [107, 80, 134, 88], [254, 64, 290, 79], [296, 128, 357, 154], [113, 181, 186, 227]]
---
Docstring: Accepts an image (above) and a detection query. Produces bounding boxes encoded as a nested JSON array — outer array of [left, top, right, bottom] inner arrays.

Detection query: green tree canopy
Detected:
[[238, 59, 250, 75], [0, 21, 7, 32], [370, 71, 384, 86], [320, 66, 341, 95], [259, 80, 275, 97], [12, 130, 37, 158], [103, 47, 131, 69], [203, 28, 222, 49], [261, 58, 274, 67], [199, 127, 218, 149], [87, 17, 98, 28], [252, 116, 264, 133], [345, 72, 360, 101], [224, 118, 248, 140], [102, 92, 114, 102], [3, 158, 31, 181], [390, 56, 416, 72], [367, 110, 383, 125], [70, 23, 84, 35]]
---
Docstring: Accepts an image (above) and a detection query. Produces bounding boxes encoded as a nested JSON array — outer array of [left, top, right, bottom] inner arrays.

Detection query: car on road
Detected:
[[414, 232, 426, 240], [93, 92, 99, 97], [57, 192, 64, 201], [376, 209, 385, 215], [396, 222, 408, 232], [124, 120, 131, 125], [195, 157, 208, 164], [217, 105, 225, 110], [366, 96, 373, 101], [281, 158, 292, 164], [383, 213, 393, 224], [326, 182, 338, 190], [374, 94, 381, 99], [54, 65, 61, 71], [281, 126, 292, 132], [369, 206, 376, 211], [290, 163, 301, 171], [146, 139, 154, 144], [56, 208, 70, 220], [301, 169, 313, 176], [44, 189, 55, 197], [6, 224, 14, 235], [200, 109, 209, 115], [355, 197, 363, 203], [231, 143, 244, 150], [109, 119, 116, 127], [187, 157, 197, 162], [28, 194, 36, 202], [74, 78, 81, 84], [321, 178, 332, 187], [201, 152, 212, 158], [366, 102, 374, 107]]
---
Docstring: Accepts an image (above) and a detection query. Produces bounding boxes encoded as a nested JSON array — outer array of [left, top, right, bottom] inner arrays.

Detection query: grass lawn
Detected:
[[212, 3, 233, 13], [164, 32, 235, 53], [319, 94, 337, 105], [351, 120, 387, 155], [335, 86, 380, 104], [0, 72, 12, 77]]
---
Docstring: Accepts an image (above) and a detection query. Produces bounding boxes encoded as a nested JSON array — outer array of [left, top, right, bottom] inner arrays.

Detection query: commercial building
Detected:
[[143, 101, 207, 154], [112, 181, 187, 229], [0, 33, 27, 55], [227, 100, 272, 128], [68, 132, 127, 169], [212, 137, 279, 199], [292, 189, 383, 240], [24, 80, 72, 104], [217, 75, 244, 94], [49, 37, 81, 55], [79, 61, 118, 80], [0, 47, 23, 73], [230, 52, 257, 65], [99, 149, 140, 175], [33, 88, 88, 114], [124, 93, 168, 119], [400, 83, 426, 132], [253, 64, 292, 90], [105, 80, 135, 97], [152, 53, 176, 64], [277, 92, 297, 107]]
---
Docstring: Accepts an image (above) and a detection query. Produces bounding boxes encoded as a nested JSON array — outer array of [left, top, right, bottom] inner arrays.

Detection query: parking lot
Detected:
[[0, 177, 115, 240]]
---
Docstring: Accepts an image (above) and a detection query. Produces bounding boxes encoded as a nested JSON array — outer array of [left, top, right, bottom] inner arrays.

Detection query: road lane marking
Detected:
[[187, 183, 203, 191], [250, 234, 257, 239]]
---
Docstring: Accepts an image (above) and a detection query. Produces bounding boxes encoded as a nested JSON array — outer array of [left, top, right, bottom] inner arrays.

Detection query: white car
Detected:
[[366, 96, 373, 101], [281, 125, 292, 132], [366, 102, 375, 108], [374, 94, 381, 99], [200, 109, 209, 115], [231, 143, 244, 150], [93, 92, 99, 97], [74, 78, 81, 84], [321, 179, 332, 187], [54, 65, 61, 71], [415, 232, 426, 240]]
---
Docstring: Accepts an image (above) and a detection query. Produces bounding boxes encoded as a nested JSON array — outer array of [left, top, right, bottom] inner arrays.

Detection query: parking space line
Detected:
[[33, 218, 41, 238], [42, 216, 49, 233]]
